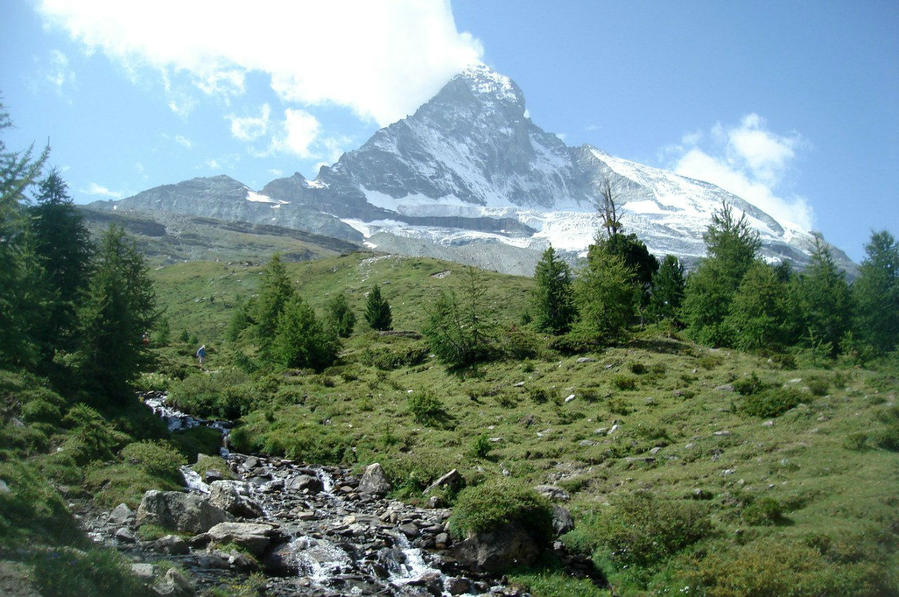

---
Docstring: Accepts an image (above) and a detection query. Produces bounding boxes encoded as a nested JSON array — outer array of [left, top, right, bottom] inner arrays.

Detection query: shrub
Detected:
[[120, 441, 186, 483], [449, 480, 553, 545], [171, 426, 224, 462], [61, 404, 129, 464], [740, 387, 805, 418], [408, 390, 447, 427], [612, 374, 637, 390], [470, 434, 492, 459], [629, 362, 647, 374], [733, 372, 766, 395], [741, 496, 786, 526], [806, 376, 830, 396], [529, 387, 550, 403], [361, 342, 429, 370], [168, 369, 252, 419], [502, 325, 540, 360], [586, 492, 711, 567]]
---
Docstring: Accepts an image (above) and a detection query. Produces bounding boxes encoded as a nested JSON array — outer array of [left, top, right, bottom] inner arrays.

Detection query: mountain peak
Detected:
[[455, 63, 523, 105]]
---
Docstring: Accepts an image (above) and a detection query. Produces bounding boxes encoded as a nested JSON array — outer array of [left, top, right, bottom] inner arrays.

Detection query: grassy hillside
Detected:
[[149, 251, 898, 595]]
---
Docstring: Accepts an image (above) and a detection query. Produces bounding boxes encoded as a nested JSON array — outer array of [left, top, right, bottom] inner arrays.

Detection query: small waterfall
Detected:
[[180, 466, 210, 493], [289, 536, 354, 584], [387, 531, 441, 586]]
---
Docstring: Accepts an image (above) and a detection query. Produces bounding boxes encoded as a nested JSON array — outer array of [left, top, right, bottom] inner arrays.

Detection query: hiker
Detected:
[[196, 345, 206, 366]]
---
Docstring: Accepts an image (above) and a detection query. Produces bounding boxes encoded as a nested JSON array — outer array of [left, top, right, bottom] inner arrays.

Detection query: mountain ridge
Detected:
[[90, 64, 854, 275]]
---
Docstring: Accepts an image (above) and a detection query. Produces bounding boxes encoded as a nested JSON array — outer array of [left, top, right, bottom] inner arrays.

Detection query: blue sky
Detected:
[[1, 1, 896, 261]]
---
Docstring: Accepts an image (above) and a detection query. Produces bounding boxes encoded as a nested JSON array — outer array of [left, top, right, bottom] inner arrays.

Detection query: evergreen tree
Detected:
[[683, 202, 760, 346], [255, 254, 295, 354], [724, 261, 792, 351], [75, 226, 157, 402], [532, 246, 576, 334], [423, 268, 498, 367], [596, 232, 659, 303], [574, 246, 638, 342], [0, 103, 48, 368], [28, 168, 92, 357], [364, 284, 392, 331], [853, 231, 899, 354], [271, 295, 339, 370], [795, 237, 852, 355], [648, 255, 685, 323], [326, 291, 356, 338]]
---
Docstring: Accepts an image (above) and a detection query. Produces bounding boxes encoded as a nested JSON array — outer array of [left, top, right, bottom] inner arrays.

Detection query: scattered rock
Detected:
[[115, 527, 137, 543], [107, 503, 134, 526], [715, 384, 734, 392], [534, 485, 570, 502], [208, 480, 264, 518], [452, 524, 543, 572], [577, 439, 596, 447], [358, 463, 391, 496], [136, 490, 232, 534], [203, 469, 224, 483], [206, 521, 284, 558], [564, 394, 576, 403], [286, 474, 324, 493], [552, 505, 574, 535], [445, 576, 471, 595], [576, 357, 595, 363], [713, 430, 732, 437], [691, 488, 713, 500], [151, 567, 195, 597], [153, 534, 190, 555], [423, 469, 464, 496], [131, 563, 155, 580]]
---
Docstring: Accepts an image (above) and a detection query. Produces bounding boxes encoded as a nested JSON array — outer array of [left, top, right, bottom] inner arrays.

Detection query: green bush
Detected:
[[120, 441, 186, 482], [741, 387, 805, 418], [449, 480, 553, 544], [741, 496, 786, 526], [361, 342, 429, 370], [20, 387, 66, 424], [60, 404, 129, 464], [470, 434, 492, 459], [407, 390, 448, 427], [0, 460, 80, 545], [585, 492, 711, 567], [629, 362, 648, 374], [171, 426, 224, 462], [612, 374, 637, 390], [31, 547, 150, 597], [733, 372, 766, 395], [168, 369, 252, 419]]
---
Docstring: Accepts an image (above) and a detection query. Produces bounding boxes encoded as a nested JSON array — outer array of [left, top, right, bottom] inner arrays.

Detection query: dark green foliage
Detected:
[[152, 316, 171, 345], [424, 269, 498, 367], [408, 390, 448, 426], [595, 232, 659, 302], [60, 403, 130, 464], [580, 492, 711, 566], [725, 261, 794, 351], [449, 480, 553, 545], [532, 246, 576, 334], [793, 237, 852, 356], [361, 341, 429, 370], [648, 255, 685, 323], [28, 168, 92, 359], [733, 372, 767, 395], [271, 294, 339, 371], [74, 225, 157, 402], [171, 426, 224, 462], [0, 460, 80, 544], [167, 369, 252, 419], [684, 202, 761, 346], [612, 374, 637, 390], [254, 254, 294, 353], [853, 230, 899, 354], [226, 298, 254, 342], [326, 291, 356, 338], [470, 434, 492, 459], [574, 247, 638, 342], [120, 440, 186, 483], [31, 547, 150, 597], [741, 496, 786, 525], [364, 284, 392, 331], [740, 387, 805, 418]]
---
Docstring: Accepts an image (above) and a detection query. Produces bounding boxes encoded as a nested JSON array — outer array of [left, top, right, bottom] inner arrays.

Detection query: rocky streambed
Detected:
[[78, 392, 601, 596]]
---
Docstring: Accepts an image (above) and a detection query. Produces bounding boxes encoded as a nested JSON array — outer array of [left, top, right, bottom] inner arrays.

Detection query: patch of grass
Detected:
[[612, 374, 637, 391], [740, 387, 806, 418], [30, 547, 150, 597]]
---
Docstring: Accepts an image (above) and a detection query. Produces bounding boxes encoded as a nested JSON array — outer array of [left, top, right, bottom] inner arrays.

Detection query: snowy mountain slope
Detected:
[[91, 64, 853, 275]]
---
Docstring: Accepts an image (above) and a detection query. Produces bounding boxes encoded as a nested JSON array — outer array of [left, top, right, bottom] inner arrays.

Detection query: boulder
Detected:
[[423, 469, 463, 496], [151, 567, 194, 597], [208, 481, 264, 518], [153, 535, 190, 555], [285, 474, 324, 493], [206, 521, 284, 558], [107, 503, 134, 526], [551, 505, 574, 535], [136, 490, 232, 534], [358, 463, 391, 496], [534, 485, 570, 502], [451, 524, 543, 572]]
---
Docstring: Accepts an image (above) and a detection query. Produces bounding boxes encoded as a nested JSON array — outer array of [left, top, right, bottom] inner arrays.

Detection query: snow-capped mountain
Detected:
[[94, 64, 852, 275]]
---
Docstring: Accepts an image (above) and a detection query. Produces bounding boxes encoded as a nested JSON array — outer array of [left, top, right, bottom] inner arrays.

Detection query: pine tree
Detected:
[[423, 268, 498, 367], [683, 201, 761, 346], [853, 230, 899, 354], [648, 255, 685, 323], [795, 236, 852, 355], [574, 246, 638, 342], [532, 246, 576, 334], [724, 261, 792, 351], [255, 254, 295, 354], [29, 168, 92, 357], [326, 292, 356, 338], [364, 284, 392, 331], [75, 226, 157, 402], [272, 295, 339, 370]]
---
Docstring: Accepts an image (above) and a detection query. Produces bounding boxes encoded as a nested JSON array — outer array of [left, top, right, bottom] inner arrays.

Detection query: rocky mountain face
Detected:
[[92, 64, 853, 275]]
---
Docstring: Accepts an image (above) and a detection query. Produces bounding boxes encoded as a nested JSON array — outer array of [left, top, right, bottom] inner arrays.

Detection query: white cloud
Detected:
[[662, 114, 813, 230], [46, 49, 76, 91], [37, 0, 484, 126], [271, 108, 320, 159], [83, 182, 123, 199], [174, 135, 192, 149], [228, 104, 271, 141]]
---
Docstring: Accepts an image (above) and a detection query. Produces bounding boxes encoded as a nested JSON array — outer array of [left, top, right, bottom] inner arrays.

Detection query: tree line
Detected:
[[0, 104, 156, 405]]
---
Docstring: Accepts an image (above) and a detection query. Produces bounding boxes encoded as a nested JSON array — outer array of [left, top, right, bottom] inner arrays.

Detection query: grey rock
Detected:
[[203, 469, 224, 483], [115, 527, 137, 543], [445, 576, 472, 595], [152, 567, 194, 597], [136, 490, 232, 534], [715, 384, 735, 392], [206, 521, 284, 558], [576, 357, 595, 363], [0, 479, 8, 493], [286, 474, 323, 493], [552, 505, 574, 535], [423, 469, 464, 495], [358, 463, 391, 496], [534, 485, 571, 502], [108, 503, 134, 525], [435, 532, 450, 549], [131, 563, 154, 580], [208, 480, 264, 518], [153, 534, 190, 555], [399, 522, 419, 539], [451, 524, 543, 573]]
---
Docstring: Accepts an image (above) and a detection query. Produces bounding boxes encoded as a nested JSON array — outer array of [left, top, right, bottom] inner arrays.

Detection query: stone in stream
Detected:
[[451, 524, 543, 573], [206, 521, 285, 558], [358, 463, 391, 495], [153, 534, 190, 555], [286, 474, 324, 493], [107, 502, 134, 526], [208, 480, 264, 518], [136, 490, 232, 534], [151, 567, 195, 597]]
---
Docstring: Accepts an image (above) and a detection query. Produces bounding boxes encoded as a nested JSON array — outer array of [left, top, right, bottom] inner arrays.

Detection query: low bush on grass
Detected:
[[612, 374, 637, 391], [576, 492, 711, 568], [31, 547, 151, 597], [361, 342, 430, 370], [733, 371, 766, 395], [0, 460, 81, 545], [120, 440, 186, 483], [60, 404, 130, 464], [407, 390, 450, 427], [171, 426, 224, 462], [470, 434, 492, 459], [740, 387, 806, 418], [741, 496, 787, 526], [449, 480, 553, 544], [167, 369, 253, 419]]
